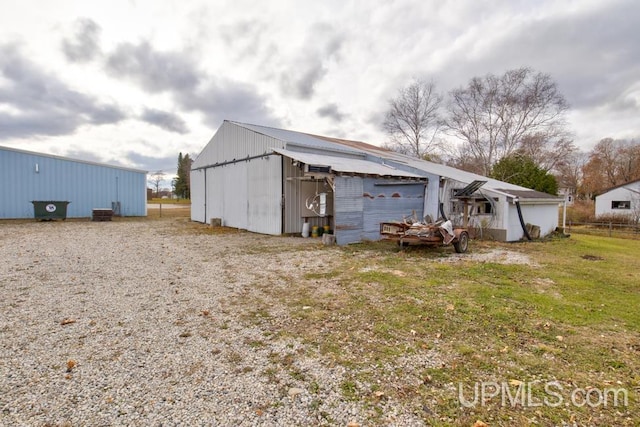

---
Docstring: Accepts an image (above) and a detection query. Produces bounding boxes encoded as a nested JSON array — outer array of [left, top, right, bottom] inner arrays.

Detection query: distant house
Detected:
[[0, 145, 147, 219], [558, 187, 576, 205], [191, 120, 562, 244], [595, 179, 640, 219]]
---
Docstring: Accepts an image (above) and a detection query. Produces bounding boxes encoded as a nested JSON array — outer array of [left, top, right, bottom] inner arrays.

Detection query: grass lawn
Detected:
[[250, 234, 640, 425], [147, 198, 192, 204]]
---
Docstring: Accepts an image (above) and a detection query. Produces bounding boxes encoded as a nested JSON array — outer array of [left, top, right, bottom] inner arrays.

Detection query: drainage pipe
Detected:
[[439, 202, 448, 221], [515, 199, 532, 241]]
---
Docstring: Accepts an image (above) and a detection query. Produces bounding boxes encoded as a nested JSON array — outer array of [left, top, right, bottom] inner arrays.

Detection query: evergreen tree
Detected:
[[491, 154, 558, 195], [172, 152, 192, 199]]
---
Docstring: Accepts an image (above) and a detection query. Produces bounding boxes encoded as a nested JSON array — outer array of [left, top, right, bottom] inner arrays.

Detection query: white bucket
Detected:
[[301, 222, 310, 238]]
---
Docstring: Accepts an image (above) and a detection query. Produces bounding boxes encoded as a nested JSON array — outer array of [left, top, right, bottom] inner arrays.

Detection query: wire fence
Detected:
[[566, 221, 640, 240]]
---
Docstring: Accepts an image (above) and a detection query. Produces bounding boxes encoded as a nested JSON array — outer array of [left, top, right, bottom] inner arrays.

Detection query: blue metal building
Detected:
[[0, 145, 147, 219]]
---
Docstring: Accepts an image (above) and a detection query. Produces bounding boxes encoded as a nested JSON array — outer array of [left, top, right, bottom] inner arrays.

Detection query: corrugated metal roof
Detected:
[[230, 121, 364, 156], [0, 145, 147, 173], [273, 148, 425, 178], [495, 189, 564, 200], [217, 121, 560, 200]]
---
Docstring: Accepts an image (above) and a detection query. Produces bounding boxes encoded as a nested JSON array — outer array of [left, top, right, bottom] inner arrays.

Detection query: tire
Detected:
[[453, 231, 469, 253]]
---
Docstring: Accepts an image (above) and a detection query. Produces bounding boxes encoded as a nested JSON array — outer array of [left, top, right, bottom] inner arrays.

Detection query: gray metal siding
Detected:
[[192, 121, 285, 169], [334, 176, 363, 245], [283, 156, 306, 234], [362, 180, 425, 241], [0, 147, 146, 219], [192, 157, 281, 235], [247, 157, 282, 235], [222, 163, 248, 229], [190, 168, 205, 222], [334, 177, 425, 244]]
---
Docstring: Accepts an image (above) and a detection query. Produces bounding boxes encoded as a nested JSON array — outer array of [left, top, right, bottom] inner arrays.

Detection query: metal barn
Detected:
[[0, 145, 147, 219], [191, 121, 561, 244]]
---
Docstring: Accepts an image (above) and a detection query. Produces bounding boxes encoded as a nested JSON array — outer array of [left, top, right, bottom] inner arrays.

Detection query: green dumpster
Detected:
[[31, 201, 70, 220]]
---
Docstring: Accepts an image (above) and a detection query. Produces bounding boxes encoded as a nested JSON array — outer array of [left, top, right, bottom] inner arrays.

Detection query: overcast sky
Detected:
[[1, 0, 638, 179]]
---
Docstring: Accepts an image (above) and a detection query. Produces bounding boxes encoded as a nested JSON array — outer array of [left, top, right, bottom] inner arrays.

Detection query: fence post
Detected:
[[609, 221, 612, 237]]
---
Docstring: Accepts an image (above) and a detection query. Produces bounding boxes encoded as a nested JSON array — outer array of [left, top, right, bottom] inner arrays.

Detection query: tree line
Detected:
[[382, 67, 638, 196], [558, 137, 640, 199]]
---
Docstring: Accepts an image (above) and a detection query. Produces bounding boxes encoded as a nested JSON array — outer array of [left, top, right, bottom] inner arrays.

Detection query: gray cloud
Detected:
[[102, 40, 279, 129], [125, 151, 177, 174], [105, 41, 200, 93], [140, 108, 189, 134], [317, 103, 346, 122], [0, 112, 78, 139], [436, 1, 640, 112], [280, 23, 345, 99], [176, 80, 280, 128], [219, 19, 267, 60], [61, 18, 102, 63], [0, 43, 126, 139]]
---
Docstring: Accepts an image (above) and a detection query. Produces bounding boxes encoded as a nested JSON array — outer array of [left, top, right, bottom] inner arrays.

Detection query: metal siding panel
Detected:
[[222, 163, 248, 229], [334, 176, 363, 245], [247, 157, 282, 235], [210, 167, 224, 220], [190, 169, 205, 222], [192, 121, 286, 169], [362, 180, 425, 241], [283, 156, 305, 234], [0, 147, 146, 219]]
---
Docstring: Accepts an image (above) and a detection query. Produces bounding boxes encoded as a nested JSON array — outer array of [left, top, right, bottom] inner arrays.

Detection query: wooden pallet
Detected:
[[92, 208, 113, 221]]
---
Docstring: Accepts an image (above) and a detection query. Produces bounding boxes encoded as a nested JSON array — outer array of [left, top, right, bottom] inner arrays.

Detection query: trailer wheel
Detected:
[[453, 231, 469, 253]]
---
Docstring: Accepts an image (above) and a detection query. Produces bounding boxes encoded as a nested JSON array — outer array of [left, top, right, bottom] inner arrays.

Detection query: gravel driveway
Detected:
[[1, 219, 393, 426]]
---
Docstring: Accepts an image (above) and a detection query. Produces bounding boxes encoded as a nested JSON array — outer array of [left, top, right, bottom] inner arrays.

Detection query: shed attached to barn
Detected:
[[191, 121, 561, 244], [0, 145, 147, 219]]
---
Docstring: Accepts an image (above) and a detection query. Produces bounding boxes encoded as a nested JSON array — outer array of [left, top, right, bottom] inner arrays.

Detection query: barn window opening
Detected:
[[612, 200, 631, 209]]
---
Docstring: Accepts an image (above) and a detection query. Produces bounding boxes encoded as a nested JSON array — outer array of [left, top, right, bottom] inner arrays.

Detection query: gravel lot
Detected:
[[1, 219, 433, 426]]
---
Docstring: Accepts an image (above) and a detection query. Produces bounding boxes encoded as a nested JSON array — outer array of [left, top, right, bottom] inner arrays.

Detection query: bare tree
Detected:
[[383, 79, 443, 159], [148, 171, 164, 198], [446, 67, 571, 175], [581, 138, 640, 196], [555, 150, 587, 198]]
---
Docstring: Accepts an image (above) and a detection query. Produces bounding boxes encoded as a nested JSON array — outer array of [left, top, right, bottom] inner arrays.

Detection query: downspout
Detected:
[[439, 202, 448, 221], [514, 198, 532, 241]]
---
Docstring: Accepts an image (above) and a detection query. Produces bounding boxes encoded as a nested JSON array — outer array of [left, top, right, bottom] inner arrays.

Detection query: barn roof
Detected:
[[227, 121, 560, 200], [273, 148, 424, 178]]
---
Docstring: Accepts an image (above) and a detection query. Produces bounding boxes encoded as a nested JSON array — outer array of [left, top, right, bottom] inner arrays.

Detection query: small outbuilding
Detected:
[[0, 145, 147, 219], [595, 179, 640, 219], [191, 121, 561, 244]]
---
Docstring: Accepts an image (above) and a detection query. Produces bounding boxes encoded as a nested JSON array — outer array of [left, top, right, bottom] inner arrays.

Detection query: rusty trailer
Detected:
[[380, 220, 469, 253]]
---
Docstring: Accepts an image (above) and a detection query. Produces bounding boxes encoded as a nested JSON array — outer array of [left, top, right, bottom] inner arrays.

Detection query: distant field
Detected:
[[145, 203, 190, 219], [147, 198, 191, 204]]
